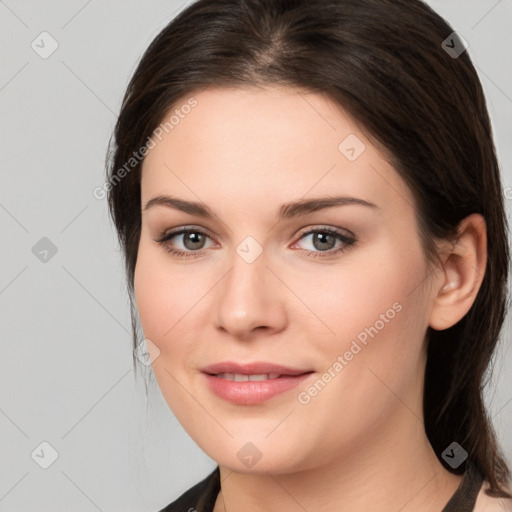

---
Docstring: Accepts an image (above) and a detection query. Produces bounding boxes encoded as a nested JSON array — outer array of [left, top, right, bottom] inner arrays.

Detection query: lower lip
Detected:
[[202, 372, 313, 405]]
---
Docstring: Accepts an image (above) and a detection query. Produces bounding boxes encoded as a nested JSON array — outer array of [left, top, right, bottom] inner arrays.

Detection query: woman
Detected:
[[105, 0, 512, 510]]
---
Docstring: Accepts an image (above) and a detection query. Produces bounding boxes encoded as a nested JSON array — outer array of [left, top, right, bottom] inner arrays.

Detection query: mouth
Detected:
[[213, 372, 283, 381], [200, 361, 314, 405]]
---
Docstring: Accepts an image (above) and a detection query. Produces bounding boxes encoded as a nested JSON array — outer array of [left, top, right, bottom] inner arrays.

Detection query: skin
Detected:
[[134, 86, 493, 511]]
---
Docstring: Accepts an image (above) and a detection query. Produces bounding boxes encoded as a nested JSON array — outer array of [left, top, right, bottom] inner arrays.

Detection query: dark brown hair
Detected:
[[105, 0, 511, 497]]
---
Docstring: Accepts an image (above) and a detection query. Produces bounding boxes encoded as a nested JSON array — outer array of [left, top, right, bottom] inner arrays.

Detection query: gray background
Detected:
[[0, 1, 511, 511]]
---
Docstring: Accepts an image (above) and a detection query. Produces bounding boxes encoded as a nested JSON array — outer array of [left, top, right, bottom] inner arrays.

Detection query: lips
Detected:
[[201, 361, 314, 405]]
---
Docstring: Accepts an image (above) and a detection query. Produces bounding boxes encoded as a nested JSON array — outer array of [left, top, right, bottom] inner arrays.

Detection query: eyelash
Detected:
[[155, 226, 356, 260]]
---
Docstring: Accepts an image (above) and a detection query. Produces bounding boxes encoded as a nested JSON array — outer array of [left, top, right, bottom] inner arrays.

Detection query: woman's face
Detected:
[[135, 86, 440, 473]]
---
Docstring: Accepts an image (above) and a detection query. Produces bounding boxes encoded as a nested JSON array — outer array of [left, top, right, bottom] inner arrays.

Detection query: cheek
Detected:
[[133, 241, 193, 350], [133, 238, 220, 377], [290, 239, 425, 351], [293, 240, 429, 409], [133, 246, 167, 343], [133, 243, 204, 411]]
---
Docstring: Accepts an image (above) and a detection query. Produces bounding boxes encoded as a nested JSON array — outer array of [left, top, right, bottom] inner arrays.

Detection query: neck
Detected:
[[214, 405, 463, 512]]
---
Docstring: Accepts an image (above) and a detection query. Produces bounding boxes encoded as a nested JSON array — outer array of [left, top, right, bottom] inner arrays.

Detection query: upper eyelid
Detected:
[[160, 225, 214, 239], [296, 225, 354, 238]]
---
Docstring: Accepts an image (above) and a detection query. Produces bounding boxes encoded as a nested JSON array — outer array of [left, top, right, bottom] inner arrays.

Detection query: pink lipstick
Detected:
[[201, 361, 314, 405]]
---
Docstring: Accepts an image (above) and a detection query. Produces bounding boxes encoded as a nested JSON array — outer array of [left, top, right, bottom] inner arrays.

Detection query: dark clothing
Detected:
[[159, 462, 483, 512], [159, 466, 220, 512]]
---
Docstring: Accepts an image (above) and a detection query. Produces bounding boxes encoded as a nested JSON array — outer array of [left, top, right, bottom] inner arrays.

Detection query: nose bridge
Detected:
[[214, 239, 286, 337]]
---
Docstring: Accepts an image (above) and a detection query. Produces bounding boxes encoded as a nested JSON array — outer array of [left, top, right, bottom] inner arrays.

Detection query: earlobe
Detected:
[[429, 214, 487, 331]]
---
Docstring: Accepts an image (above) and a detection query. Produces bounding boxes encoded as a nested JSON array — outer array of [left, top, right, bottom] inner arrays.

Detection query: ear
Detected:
[[429, 213, 487, 331]]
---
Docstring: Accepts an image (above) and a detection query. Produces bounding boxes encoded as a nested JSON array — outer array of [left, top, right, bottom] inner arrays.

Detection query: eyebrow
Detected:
[[143, 194, 379, 220]]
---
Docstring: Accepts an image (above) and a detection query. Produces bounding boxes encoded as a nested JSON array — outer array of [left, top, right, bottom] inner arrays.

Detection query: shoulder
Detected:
[[157, 467, 220, 512], [474, 481, 512, 512]]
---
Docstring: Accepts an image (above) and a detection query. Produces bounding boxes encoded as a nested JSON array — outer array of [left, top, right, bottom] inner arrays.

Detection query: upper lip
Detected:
[[201, 361, 313, 376]]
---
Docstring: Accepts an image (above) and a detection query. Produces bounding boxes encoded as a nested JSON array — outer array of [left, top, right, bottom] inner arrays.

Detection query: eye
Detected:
[[292, 227, 356, 258], [155, 225, 356, 260], [156, 227, 215, 259]]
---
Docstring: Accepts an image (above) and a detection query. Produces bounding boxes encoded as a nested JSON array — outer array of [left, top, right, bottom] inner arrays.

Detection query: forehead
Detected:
[[140, 86, 414, 218]]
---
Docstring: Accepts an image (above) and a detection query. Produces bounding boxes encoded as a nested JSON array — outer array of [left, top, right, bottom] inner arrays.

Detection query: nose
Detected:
[[214, 245, 287, 340]]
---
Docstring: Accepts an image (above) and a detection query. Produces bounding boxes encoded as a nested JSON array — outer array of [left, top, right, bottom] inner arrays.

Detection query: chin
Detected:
[[199, 436, 315, 475]]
